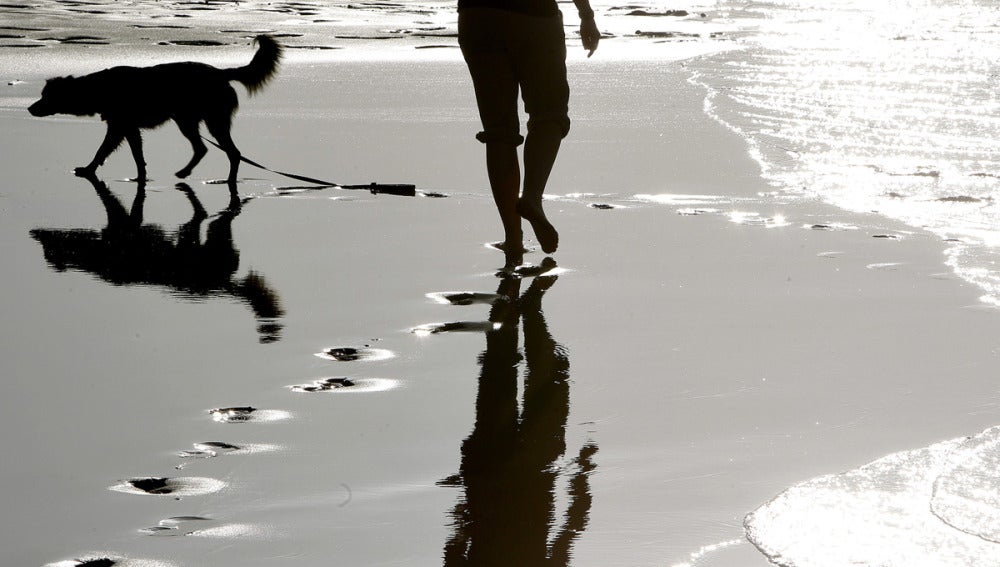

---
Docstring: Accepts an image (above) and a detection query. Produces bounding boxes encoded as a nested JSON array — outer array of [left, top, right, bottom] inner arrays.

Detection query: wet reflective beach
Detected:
[[6, 2, 1000, 567]]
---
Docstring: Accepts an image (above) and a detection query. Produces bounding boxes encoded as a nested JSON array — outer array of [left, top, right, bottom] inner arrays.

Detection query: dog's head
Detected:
[[29, 76, 93, 117]]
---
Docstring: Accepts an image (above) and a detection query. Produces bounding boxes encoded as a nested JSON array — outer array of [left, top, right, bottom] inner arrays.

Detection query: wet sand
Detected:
[[5, 43, 1000, 567]]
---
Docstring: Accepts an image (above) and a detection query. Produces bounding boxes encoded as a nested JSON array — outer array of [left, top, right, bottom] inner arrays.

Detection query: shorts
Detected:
[[458, 7, 570, 147]]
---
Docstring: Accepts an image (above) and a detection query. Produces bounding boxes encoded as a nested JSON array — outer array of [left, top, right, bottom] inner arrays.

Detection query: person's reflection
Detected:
[[443, 266, 598, 566], [30, 174, 284, 343]]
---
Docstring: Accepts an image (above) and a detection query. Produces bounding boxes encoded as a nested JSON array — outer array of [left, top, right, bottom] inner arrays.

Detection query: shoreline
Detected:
[[4, 47, 1000, 567]]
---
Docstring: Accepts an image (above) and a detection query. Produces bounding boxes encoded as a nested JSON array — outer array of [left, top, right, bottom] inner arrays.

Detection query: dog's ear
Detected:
[[42, 75, 74, 94]]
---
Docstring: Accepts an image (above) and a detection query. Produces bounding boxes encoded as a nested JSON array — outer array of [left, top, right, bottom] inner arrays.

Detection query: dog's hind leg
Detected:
[[76, 124, 125, 177], [174, 117, 207, 179], [124, 128, 147, 181], [205, 115, 241, 185]]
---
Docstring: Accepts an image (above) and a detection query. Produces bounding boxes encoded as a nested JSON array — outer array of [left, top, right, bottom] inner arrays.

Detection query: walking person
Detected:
[[458, 0, 600, 266]]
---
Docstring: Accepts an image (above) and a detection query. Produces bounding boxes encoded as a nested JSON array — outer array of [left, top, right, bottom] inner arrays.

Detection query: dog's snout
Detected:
[[28, 100, 50, 117]]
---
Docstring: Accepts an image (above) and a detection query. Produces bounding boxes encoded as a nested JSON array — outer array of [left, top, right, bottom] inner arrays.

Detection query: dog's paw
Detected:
[[175, 168, 192, 179]]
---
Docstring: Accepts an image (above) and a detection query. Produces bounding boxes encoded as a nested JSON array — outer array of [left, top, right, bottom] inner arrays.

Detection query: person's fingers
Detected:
[[581, 22, 600, 57]]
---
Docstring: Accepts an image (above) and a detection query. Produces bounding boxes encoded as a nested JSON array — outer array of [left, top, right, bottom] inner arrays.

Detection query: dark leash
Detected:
[[202, 136, 416, 197]]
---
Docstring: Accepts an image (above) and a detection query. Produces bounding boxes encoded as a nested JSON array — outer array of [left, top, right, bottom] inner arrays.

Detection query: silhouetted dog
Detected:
[[28, 36, 282, 184]]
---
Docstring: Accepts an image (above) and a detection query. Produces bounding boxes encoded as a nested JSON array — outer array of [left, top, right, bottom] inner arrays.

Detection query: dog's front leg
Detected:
[[124, 128, 147, 181], [76, 123, 125, 177], [174, 118, 207, 179]]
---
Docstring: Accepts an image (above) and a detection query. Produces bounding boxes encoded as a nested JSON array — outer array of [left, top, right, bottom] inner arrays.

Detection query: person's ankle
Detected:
[[516, 198, 544, 217]]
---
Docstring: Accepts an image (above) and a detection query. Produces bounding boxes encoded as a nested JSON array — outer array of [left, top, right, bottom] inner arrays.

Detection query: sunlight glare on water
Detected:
[[695, 0, 1000, 304], [746, 430, 1000, 566]]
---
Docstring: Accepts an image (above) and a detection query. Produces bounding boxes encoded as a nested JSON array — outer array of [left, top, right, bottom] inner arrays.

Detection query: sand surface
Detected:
[[4, 43, 1000, 567]]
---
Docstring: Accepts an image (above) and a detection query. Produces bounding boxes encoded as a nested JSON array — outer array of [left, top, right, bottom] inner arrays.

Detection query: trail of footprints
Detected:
[[47, 193, 911, 565], [45, 258, 555, 567]]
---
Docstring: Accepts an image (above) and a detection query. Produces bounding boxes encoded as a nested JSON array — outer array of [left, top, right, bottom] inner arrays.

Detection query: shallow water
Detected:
[[746, 429, 1000, 566], [684, 3, 1000, 562], [692, 0, 1000, 306]]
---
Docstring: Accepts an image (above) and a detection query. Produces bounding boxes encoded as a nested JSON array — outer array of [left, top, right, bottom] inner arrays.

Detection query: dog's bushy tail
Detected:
[[226, 35, 282, 95]]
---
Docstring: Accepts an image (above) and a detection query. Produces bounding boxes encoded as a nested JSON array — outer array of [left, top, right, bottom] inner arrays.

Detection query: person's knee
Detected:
[[476, 130, 525, 147], [526, 114, 571, 139]]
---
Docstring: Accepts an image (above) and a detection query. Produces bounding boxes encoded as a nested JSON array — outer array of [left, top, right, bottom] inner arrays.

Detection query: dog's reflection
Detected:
[[442, 269, 597, 566], [30, 174, 284, 343]]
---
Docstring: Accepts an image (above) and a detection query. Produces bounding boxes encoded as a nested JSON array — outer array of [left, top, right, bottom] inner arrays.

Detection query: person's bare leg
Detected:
[[518, 121, 561, 254], [486, 142, 524, 267]]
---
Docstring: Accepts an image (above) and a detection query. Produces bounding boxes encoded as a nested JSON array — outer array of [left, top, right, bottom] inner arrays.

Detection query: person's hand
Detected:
[[580, 17, 600, 57]]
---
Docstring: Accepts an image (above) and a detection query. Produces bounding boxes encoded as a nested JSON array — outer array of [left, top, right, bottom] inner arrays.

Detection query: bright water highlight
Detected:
[[693, 0, 1000, 305]]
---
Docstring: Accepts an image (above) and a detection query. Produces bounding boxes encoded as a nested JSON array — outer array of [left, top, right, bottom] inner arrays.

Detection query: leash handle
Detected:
[[340, 183, 417, 197]]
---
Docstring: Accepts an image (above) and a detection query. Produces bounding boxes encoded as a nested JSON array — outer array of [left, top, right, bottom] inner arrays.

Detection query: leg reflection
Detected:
[[444, 269, 596, 566]]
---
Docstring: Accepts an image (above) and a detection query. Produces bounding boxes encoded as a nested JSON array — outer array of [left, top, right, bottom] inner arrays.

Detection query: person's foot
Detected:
[[489, 240, 530, 254], [487, 239, 526, 270], [503, 246, 524, 271], [517, 199, 558, 254], [74, 166, 97, 179]]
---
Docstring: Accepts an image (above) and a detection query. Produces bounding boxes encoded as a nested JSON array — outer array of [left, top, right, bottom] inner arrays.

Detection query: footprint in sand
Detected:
[[110, 476, 226, 496], [177, 441, 242, 459], [208, 406, 291, 423], [43, 559, 117, 567], [867, 262, 903, 271], [806, 222, 859, 231], [140, 515, 213, 536], [314, 346, 395, 362], [288, 376, 399, 393], [817, 251, 846, 259], [139, 515, 265, 539], [43, 556, 175, 567], [426, 291, 505, 306], [289, 377, 354, 392], [174, 441, 280, 469], [411, 321, 500, 336]]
